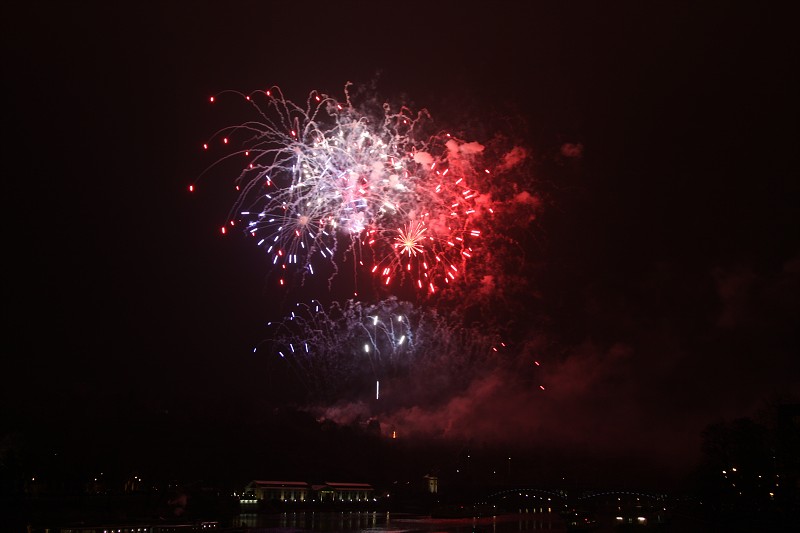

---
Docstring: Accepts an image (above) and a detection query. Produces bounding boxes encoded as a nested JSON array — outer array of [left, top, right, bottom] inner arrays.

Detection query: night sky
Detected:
[[4, 1, 798, 490]]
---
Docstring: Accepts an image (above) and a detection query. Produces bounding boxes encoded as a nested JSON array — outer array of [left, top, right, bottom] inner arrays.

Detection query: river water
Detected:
[[233, 511, 567, 532]]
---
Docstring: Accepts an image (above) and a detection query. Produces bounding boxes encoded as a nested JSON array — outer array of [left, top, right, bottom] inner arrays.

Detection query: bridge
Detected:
[[576, 489, 668, 502], [482, 487, 568, 513], [482, 486, 667, 511]]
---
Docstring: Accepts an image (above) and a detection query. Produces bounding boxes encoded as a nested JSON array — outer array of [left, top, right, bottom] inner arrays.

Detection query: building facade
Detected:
[[243, 480, 310, 503], [241, 480, 374, 506]]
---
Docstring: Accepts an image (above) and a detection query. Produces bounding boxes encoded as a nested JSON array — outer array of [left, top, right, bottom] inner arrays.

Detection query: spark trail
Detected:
[[193, 84, 495, 294], [259, 298, 508, 406], [194, 83, 544, 417]]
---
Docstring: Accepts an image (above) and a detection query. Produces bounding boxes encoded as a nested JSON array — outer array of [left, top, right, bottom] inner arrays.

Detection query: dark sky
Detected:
[[3, 1, 798, 489]]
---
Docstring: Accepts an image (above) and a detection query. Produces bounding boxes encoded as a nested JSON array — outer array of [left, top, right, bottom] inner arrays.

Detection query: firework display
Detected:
[[194, 84, 494, 294], [260, 298, 506, 405], [194, 83, 541, 414]]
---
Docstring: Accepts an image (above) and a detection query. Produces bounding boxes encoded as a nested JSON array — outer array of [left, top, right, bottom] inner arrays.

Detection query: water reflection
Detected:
[[234, 511, 564, 532]]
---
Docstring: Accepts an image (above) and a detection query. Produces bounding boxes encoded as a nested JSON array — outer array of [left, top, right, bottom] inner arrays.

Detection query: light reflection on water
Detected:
[[234, 511, 565, 532]]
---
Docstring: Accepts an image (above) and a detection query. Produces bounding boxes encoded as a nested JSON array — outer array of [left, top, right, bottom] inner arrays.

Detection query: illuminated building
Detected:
[[240, 480, 374, 507]]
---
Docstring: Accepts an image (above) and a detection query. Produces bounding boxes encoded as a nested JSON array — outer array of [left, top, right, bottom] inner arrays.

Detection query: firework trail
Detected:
[[194, 83, 545, 424], [193, 84, 496, 295], [259, 297, 508, 406]]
